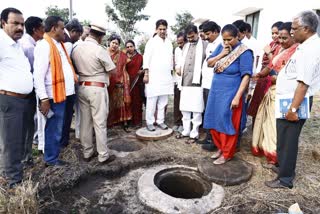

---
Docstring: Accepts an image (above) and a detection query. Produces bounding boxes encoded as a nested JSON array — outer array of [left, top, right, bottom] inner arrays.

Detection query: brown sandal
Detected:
[[185, 137, 198, 144], [175, 133, 188, 139]]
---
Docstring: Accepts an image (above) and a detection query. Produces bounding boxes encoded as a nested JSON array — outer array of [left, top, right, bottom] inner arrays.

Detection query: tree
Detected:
[[171, 11, 194, 36], [45, 5, 76, 23], [105, 0, 149, 42], [80, 20, 91, 26]]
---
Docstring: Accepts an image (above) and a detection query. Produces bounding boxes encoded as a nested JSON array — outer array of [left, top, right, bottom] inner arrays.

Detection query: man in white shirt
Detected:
[[173, 32, 186, 132], [265, 10, 320, 189], [0, 7, 33, 188], [19, 16, 44, 167], [143, 19, 174, 131], [61, 19, 82, 147], [33, 16, 76, 167], [199, 21, 221, 148], [63, 18, 82, 55]]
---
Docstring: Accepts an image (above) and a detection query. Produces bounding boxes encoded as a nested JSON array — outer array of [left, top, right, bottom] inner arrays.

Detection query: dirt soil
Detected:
[[24, 94, 320, 214]]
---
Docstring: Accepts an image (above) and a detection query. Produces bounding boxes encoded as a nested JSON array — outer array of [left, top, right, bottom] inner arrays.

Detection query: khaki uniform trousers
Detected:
[[78, 85, 110, 162]]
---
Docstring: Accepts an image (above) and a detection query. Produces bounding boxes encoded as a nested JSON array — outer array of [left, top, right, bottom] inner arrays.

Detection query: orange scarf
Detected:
[[43, 33, 78, 103]]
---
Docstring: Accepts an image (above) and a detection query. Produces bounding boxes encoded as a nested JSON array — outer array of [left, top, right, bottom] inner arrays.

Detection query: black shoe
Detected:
[[9, 181, 22, 189], [23, 159, 34, 169], [196, 139, 211, 145], [265, 179, 292, 189], [45, 160, 68, 167], [98, 154, 116, 165], [201, 143, 216, 151], [83, 151, 98, 162]]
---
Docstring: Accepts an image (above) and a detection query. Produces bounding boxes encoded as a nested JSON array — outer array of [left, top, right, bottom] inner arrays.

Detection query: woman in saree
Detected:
[[107, 34, 132, 130], [247, 21, 283, 125], [125, 40, 144, 127], [204, 24, 253, 165], [251, 22, 298, 164]]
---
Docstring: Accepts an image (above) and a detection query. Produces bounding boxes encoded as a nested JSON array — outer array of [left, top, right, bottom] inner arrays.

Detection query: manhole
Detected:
[[154, 168, 211, 199], [198, 156, 253, 186], [138, 165, 224, 213], [108, 138, 144, 152], [136, 127, 173, 141]]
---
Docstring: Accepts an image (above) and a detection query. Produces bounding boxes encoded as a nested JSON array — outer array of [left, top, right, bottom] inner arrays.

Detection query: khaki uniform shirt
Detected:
[[72, 37, 115, 85]]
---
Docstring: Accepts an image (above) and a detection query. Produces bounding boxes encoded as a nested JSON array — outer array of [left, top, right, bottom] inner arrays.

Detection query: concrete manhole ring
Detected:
[[138, 165, 224, 213], [108, 138, 144, 152], [136, 127, 173, 141]]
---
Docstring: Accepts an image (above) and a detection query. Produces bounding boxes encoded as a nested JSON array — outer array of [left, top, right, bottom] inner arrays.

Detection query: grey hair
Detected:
[[293, 10, 319, 33]]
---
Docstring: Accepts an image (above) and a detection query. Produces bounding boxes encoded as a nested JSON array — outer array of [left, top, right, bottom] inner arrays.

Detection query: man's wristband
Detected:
[[41, 98, 49, 102]]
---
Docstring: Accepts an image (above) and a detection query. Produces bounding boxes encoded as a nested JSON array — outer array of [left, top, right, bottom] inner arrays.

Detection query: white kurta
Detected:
[[178, 41, 205, 113], [143, 35, 174, 97]]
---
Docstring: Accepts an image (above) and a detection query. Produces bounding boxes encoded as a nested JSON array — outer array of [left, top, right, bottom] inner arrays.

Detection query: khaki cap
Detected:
[[90, 24, 106, 34]]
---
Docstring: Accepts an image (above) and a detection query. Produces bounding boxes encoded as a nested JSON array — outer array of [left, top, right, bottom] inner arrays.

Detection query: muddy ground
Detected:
[[25, 94, 320, 214]]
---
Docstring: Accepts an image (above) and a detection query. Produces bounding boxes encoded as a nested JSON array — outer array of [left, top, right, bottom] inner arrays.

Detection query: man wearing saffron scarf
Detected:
[[33, 16, 77, 167]]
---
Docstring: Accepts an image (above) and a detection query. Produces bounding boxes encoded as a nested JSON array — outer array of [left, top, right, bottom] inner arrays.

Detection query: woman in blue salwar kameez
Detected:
[[204, 24, 253, 164]]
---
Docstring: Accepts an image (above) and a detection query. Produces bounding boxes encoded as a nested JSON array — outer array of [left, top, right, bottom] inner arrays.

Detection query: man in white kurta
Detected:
[[177, 25, 207, 141], [143, 19, 174, 131]]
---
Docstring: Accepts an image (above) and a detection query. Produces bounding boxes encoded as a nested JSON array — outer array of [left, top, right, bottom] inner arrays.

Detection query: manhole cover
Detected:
[[198, 156, 253, 186], [109, 138, 144, 152], [136, 127, 173, 141], [138, 165, 224, 213]]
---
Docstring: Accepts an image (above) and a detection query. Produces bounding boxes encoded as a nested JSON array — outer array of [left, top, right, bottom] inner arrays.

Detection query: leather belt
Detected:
[[0, 90, 28, 99], [79, 81, 106, 88]]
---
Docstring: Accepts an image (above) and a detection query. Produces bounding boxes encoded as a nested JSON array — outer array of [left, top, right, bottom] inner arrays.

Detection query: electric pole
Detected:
[[69, 0, 73, 20]]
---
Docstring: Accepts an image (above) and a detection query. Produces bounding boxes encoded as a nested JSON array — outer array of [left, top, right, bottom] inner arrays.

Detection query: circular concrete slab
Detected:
[[138, 165, 224, 214], [198, 157, 253, 186], [136, 127, 173, 141], [108, 138, 144, 152]]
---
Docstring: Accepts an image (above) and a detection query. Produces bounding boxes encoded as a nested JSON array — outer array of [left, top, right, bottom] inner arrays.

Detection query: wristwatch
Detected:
[[290, 107, 298, 113]]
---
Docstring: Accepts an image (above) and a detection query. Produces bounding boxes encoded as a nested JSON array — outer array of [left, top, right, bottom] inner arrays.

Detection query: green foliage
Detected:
[[105, 0, 149, 41], [45, 5, 76, 23], [81, 20, 91, 26], [171, 11, 194, 36]]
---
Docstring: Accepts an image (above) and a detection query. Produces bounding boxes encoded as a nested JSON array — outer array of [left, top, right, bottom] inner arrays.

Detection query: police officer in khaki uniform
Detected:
[[72, 24, 116, 163]]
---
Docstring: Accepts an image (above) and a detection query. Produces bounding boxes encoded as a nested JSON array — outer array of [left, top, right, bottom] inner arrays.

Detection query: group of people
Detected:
[[0, 7, 145, 188], [0, 6, 319, 192], [171, 11, 320, 189]]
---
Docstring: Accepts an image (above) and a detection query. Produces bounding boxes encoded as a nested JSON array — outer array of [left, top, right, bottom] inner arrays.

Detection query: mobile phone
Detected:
[[47, 109, 55, 119]]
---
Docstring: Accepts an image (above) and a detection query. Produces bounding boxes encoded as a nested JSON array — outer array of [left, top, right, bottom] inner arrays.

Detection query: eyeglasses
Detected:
[[291, 26, 305, 31]]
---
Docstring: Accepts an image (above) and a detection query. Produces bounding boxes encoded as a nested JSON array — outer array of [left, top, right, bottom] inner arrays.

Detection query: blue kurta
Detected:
[[204, 42, 253, 135]]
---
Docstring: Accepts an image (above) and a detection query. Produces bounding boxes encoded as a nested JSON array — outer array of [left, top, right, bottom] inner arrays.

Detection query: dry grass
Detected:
[[0, 176, 39, 214]]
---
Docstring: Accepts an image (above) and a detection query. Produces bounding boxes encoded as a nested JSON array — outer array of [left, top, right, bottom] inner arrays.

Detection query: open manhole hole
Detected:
[[138, 165, 224, 213], [154, 168, 211, 199], [108, 138, 144, 152]]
